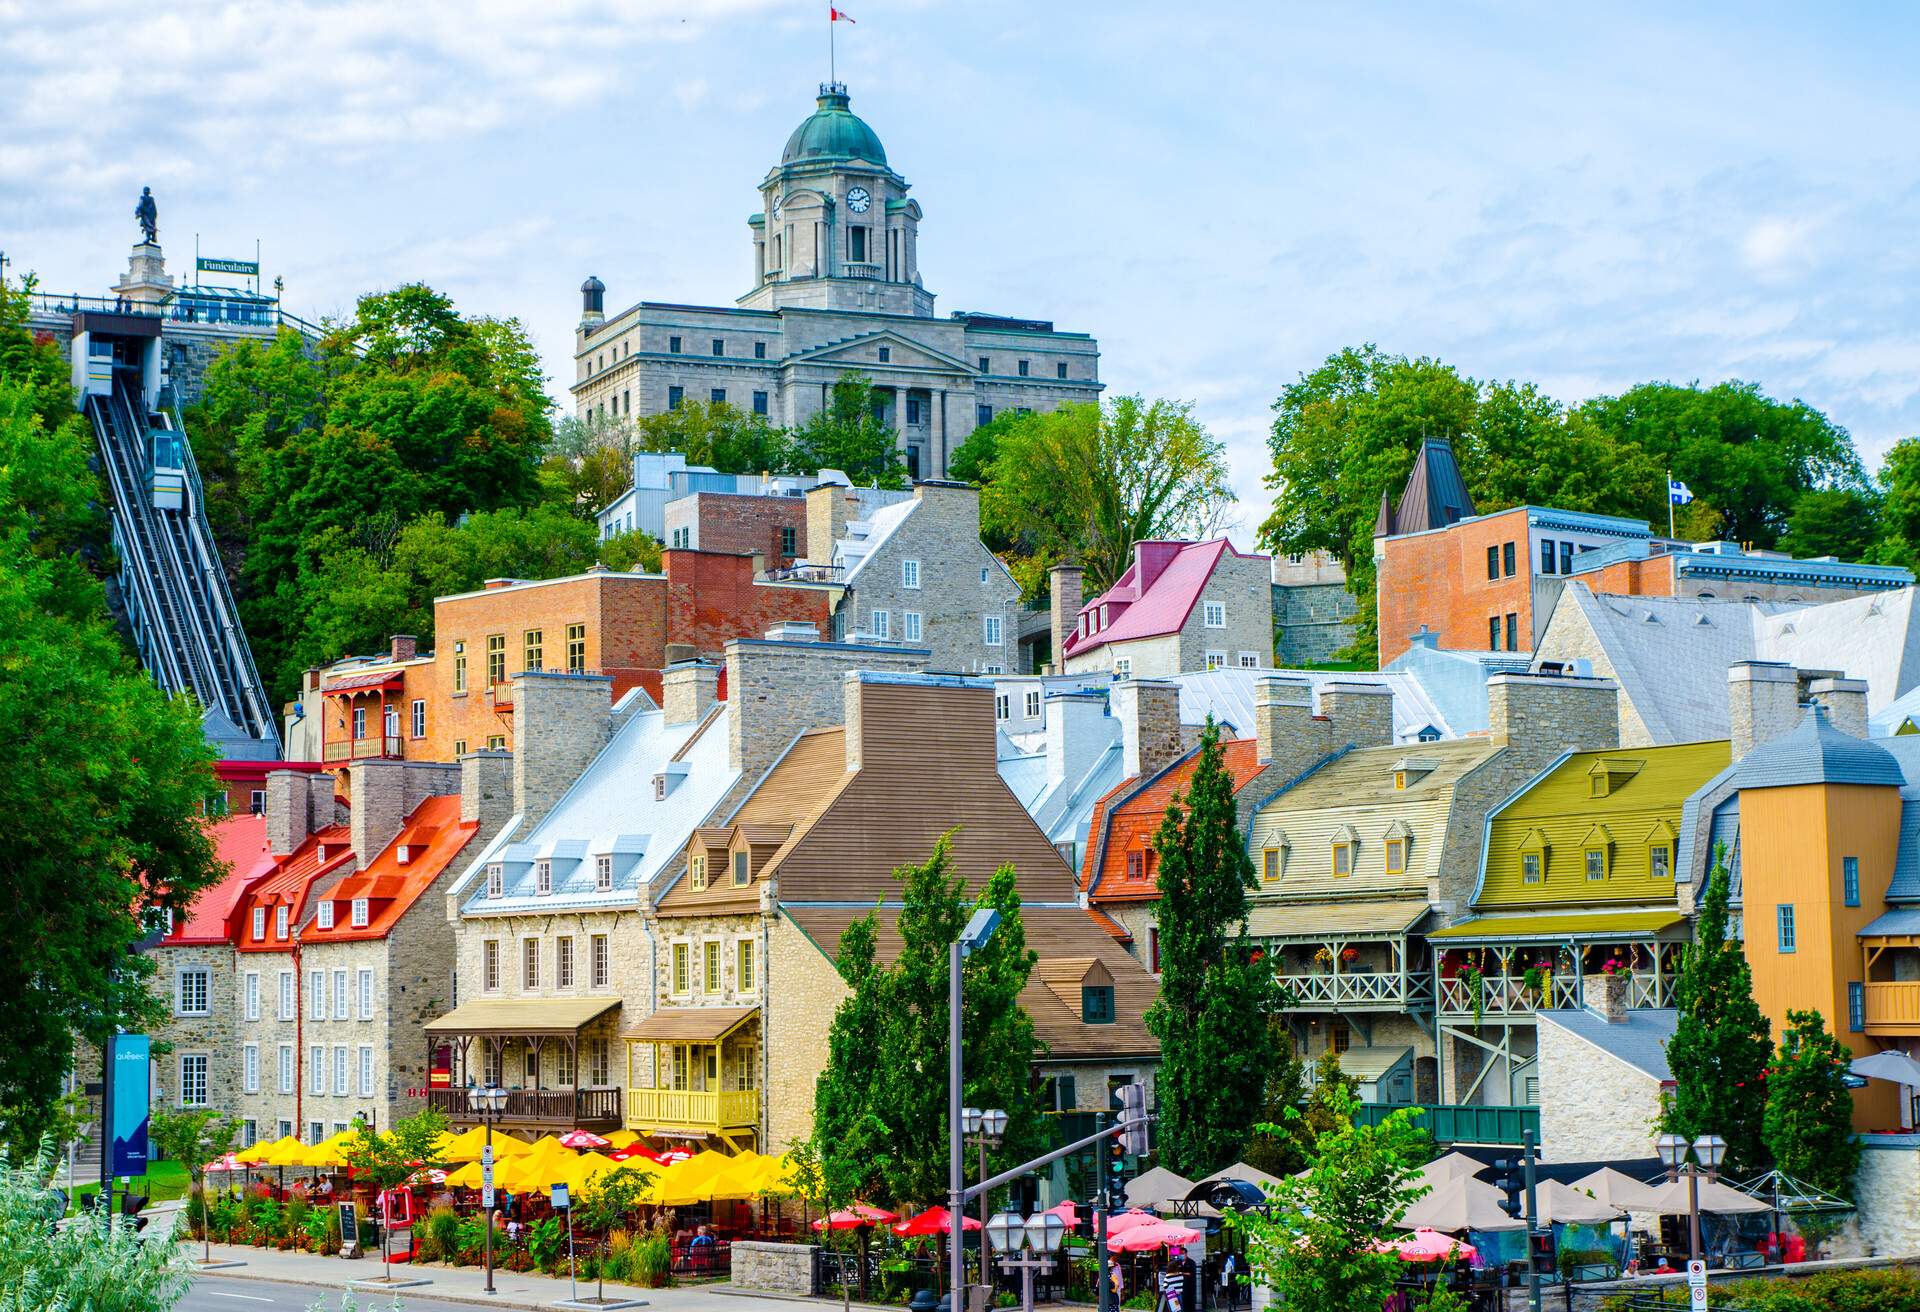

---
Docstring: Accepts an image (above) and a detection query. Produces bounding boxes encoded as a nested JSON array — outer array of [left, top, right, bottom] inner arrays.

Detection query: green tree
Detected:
[[0, 275, 76, 431], [980, 396, 1234, 599], [1873, 438, 1920, 570], [635, 399, 797, 476], [809, 835, 1045, 1207], [1302, 1049, 1360, 1143], [1235, 1082, 1430, 1312], [343, 1108, 449, 1278], [1778, 488, 1882, 564], [0, 1138, 189, 1310], [1145, 719, 1278, 1175], [543, 412, 635, 517], [148, 1107, 239, 1240], [1664, 851, 1773, 1178], [1240, 1022, 1310, 1178], [790, 372, 907, 488], [1763, 1010, 1861, 1197], [599, 529, 664, 574]]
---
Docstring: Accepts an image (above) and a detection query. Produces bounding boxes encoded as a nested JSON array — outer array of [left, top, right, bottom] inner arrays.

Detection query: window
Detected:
[[669, 335, 682, 354], [334, 969, 349, 1019], [523, 938, 541, 989], [871, 609, 890, 640], [321, 899, 338, 930], [690, 855, 707, 891], [736, 1044, 758, 1091], [1844, 856, 1860, 907], [1330, 1022, 1351, 1054], [535, 859, 552, 896], [358, 969, 374, 1019], [309, 1121, 325, 1144], [276, 904, 290, 938], [1025, 689, 1041, 718], [668, 385, 684, 409], [1849, 982, 1866, 1032], [1114, 657, 1131, 678], [251, 789, 267, 815], [984, 614, 1003, 646], [704, 941, 722, 994], [754, 390, 769, 416], [850, 226, 868, 262], [180, 1054, 209, 1107], [485, 863, 503, 898], [977, 403, 993, 426], [877, 345, 890, 363], [1651, 846, 1671, 879], [242, 971, 260, 1021], [1333, 843, 1353, 877], [589, 1038, 610, 1086], [308, 970, 326, 1020], [1203, 601, 1226, 628], [278, 1045, 294, 1094], [1057, 361, 1068, 379], [738, 939, 756, 992], [1540, 539, 1557, 575], [978, 356, 990, 372], [1262, 849, 1280, 882], [557, 936, 576, 989], [486, 735, 505, 751], [1489, 616, 1502, 650], [486, 634, 506, 686], [902, 559, 921, 589], [1205, 651, 1226, 671], [1522, 852, 1542, 885], [334, 1045, 349, 1096], [591, 934, 610, 988], [1503, 542, 1516, 577], [482, 939, 500, 991], [779, 525, 797, 557], [733, 851, 750, 886], [252, 906, 266, 940], [672, 943, 691, 994], [309, 1046, 325, 1095], [1776, 904, 1797, 953], [1126, 850, 1144, 881], [1487, 546, 1500, 581], [453, 739, 467, 756], [906, 397, 921, 424], [711, 337, 725, 357], [1081, 985, 1114, 1024], [524, 629, 544, 672], [1238, 652, 1260, 668], [1148, 927, 1161, 973], [353, 705, 367, 739], [351, 897, 368, 928], [595, 854, 613, 892], [1585, 849, 1606, 881], [754, 341, 767, 359], [555, 1042, 575, 1086], [1385, 838, 1407, 876], [359, 1046, 374, 1098], [1017, 358, 1030, 377], [567, 623, 587, 673], [1560, 541, 1574, 574], [177, 966, 209, 1016], [279, 970, 295, 1020], [670, 526, 690, 549], [710, 387, 726, 404], [1505, 613, 1519, 651], [411, 699, 426, 738]]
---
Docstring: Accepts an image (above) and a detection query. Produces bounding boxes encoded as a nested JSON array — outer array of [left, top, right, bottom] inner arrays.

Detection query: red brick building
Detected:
[[662, 491, 808, 565]]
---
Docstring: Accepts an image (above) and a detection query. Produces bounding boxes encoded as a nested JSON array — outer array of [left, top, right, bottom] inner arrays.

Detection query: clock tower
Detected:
[[740, 83, 932, 317]]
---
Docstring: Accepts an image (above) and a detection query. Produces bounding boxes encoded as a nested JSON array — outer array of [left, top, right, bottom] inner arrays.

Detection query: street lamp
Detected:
[[950, 909, 1003, 1312], [964, 1107, 1009, 1283], [986, 1210, 1068, 1312], [469, 1084, 510, 1295], [1654, 1131, 1725, 1264]]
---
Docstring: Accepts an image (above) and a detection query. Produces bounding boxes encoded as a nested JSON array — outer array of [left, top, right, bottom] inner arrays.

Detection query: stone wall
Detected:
[[1831, 1135, 1920, 1259], [722, 637, 927, 782], [1534, 1013, 1665, 1163], [732, 1240, 817, 1293], [150, 944, 239, 1114], [232, 943, 308, 1141], [764, 913, 850, 1152], [1273, 582, 1358, 665], [1175, 549, 1274, 672], [1531, 600, 1661, 747]]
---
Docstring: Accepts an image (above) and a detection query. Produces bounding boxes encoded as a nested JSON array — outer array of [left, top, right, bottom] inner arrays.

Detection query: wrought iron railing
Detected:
[[425, 1086, 622, 1125]]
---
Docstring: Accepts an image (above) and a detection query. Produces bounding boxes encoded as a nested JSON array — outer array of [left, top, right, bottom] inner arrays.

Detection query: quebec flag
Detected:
[[1668, 478, 1695, 506]]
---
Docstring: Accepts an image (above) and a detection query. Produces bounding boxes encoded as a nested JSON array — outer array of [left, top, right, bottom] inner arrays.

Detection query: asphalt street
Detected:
[[180, 1274, 529, 1312]]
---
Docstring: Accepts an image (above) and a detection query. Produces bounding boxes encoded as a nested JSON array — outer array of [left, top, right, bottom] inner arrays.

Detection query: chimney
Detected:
[[348, 759, 460, 869], [265, 768, 324, 856], [1114, 679, 1183, 780], [764, 621, 820, 642], [664, 642, 698, 666], [389, 634, 417, 663], [1585, 970, 1629, 1024], [1321, 681, 1396, 749], [460, 749, 514, 841], [1728, 661, 1800, 759], [1487, 671, 1621, 757], [1048, 564, 1086, 674], [805, 483, 859, 564], [1045, 693, 1110, 788], [724, 634, 928, 778], [1807, 676, 1868, 740], [512, 671, 615, 828], [1254, 675, 1329, 777], [1408, 625, 1439, 652], [662, 661, 720, 727]]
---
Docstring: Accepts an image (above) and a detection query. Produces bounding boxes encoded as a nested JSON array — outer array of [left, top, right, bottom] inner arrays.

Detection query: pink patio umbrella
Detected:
[[202, 1153, 244, 1174], [558, 1129, 611, 1151], [1107, 1220, 1202, 1253], [1043, 1200, 1080, 1227], [1393, 1228, 1477, 1263], [894, 1205, 983, 1236], [813, 1204, 900, 1230], [1103, 1209, 1159, 1235]]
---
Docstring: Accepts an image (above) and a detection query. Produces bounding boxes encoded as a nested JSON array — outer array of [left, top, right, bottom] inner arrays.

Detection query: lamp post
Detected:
[[986, 1210, 1067, 1312], [963, 1106, 1008, 1283], [469, 1084, 510, 1296], [950, 909, 1003, 1312], [1656, 1131, 1726, 1265]]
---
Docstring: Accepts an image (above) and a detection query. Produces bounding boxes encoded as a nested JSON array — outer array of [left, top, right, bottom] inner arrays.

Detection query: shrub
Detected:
[[632, 1227, 672, 1288], [528, 1216, 566, 1272], [1601, 1270, 1920, 1312], [303, 1205, 336, 1255], [417, 1205, 459, 1264], [453, 1214, 485, 1265], [602, 1228, 633, 1283]]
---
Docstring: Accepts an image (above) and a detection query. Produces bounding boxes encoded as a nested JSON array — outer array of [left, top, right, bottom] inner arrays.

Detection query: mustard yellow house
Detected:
[[1427, 738, 1730, 1107]]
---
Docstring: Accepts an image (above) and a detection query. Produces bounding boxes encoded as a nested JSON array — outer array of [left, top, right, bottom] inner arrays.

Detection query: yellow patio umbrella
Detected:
[[605, 1130, 641, 1149], [237, 1135, 295, 1165], [651, 1150, 737, 1206], [748, 1152, 799, 1197], [442, 1125, 532, 1162], [501, 1147, 581, 1194], [566, 1153, 656, 1195], [704, 1151, 769, 1201], [260, 1137, 313, 1167], [444, 1160, 488, 1189]]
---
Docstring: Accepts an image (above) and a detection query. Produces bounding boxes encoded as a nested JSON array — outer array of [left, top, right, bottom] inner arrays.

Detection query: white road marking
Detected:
[[207, 1293, 275, 1304]]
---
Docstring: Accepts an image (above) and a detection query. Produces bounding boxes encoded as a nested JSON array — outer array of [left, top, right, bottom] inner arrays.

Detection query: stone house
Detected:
[[1533, 988, 1676, 1163], [1059, 539, 1273, 679]]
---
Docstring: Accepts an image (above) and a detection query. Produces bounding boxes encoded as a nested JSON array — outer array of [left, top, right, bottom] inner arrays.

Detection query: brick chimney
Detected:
[[347, 759, 459, 869], [1808, 676, 1868, 740], [1048, 564, 1085, 674], [1254, 675, 1329, 778], [662, 661, 720, 727], [1321, 681, 1396, 750], [804, 483, 861, 564], [512, 671, 615, 828], [1114, 679, 1183, 780], [1728, 661, 1800, 759], [389, 634, 417, 663]]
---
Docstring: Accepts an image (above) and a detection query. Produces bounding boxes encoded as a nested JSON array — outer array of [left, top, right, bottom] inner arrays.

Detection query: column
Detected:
[[931, 388, 947, 478], [892, 386, 911, 475]]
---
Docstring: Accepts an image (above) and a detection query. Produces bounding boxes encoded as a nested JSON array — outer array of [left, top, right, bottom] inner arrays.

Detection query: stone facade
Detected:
[[1832, 1137, 1920, 1259], [1273, 581, 1359, 665], [732, 1241, 817, 1293], [1529, 597, 1663, 747], [1533, 1013, 1665, 1162], [231, 950, 309, 1143], [152, 944, 240, 1117], [722, 637, 927, 786], [1064, 542, 1274, 678], [763, 912, 848, 1152], [1173, 548, 1274, 674]]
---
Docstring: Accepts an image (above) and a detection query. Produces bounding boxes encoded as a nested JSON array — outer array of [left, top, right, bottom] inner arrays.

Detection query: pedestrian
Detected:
[[1158, 1260, 1185, 1312], [1219, 1251, 1237, 1307]]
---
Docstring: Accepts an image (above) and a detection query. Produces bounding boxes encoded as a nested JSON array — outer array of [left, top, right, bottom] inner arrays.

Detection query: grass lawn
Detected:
[[67, 1158, 192, 1214]]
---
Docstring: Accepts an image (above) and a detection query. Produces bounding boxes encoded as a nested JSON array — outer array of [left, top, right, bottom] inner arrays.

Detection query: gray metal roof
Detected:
[[1535, 1007, 1677, 1082], [1380, 437, 1476, 536], [1732, 703, 1905, 790], [1676, 761, 1739, 886], [1861, 906, 1920, 936]]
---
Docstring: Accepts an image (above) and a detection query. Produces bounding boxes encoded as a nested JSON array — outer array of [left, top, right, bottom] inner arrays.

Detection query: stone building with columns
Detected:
[[570, 83, 1102, 481]]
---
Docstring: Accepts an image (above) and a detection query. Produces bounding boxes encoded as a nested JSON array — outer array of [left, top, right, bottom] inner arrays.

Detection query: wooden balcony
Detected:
[[626, 1088, 759, 1133], [1277, 970, 1414, 1011], [1865, 982, 1920, 1035], [426, 1086, 622, 1130], [1436, 973, 1578, 1020], [322, 734, 403, 764]]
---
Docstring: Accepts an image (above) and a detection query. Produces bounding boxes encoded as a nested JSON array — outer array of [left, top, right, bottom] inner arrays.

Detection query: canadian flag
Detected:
[[831, 6, 855, 21]]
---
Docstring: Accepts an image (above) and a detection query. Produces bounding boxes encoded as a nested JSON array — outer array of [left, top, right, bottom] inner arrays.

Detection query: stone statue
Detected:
[[135, 186, 157, 245]]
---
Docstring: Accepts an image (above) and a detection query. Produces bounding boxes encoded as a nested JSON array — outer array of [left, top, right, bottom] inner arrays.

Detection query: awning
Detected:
[[424, 997, 621, 1037], [623, 1005, 758, 1043], [1329, 1045, 1412, 1082], [1427, 910, 1685, 942], [1860, 907, 1920, 941], [1246, 899, 1429, 941], [322, 670, 404, 694]]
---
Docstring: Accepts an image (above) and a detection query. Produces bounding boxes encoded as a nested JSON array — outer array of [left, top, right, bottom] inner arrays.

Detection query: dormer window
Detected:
[[1332, 842, 1354, 878], [1393, 771, 1407, 790], [733, 851, 750, 886], [314, 844, 326, 862], [1391, 759, 1437, 790], [351, 898, 369, 928], [317, 902, 335, 930], [275, 906, 289, 939], [253, 907, 266, 939], [1082, 985, 1115, 1025], [486, 863, 504, 898], [397, 845, 411, 865], [654, 775, 667, 802], [595, 855, 613, 893], [1522, 852, 1543, 884], [691, 855, 707, 892], [1384, 838, 1407, 876], [535, 860, 552, 896]]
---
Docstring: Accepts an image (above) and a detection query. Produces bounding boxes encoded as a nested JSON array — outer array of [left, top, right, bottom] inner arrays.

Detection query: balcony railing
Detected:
[[321, 734, 403, 763], [840, 262, 882, 280], [626, 1087, 759, 1131], [1277, 970, 1413, 1010], [1353, 1102, 1540, 1147], [1436, 973, 1578, 1019], [764, 563, 846, 583], [1865, 982, 1920, 1032], [425, 1086, 622, 1128]]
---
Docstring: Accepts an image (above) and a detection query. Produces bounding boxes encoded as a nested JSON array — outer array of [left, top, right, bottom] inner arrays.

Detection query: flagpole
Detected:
[[1667, 470, 1675, 538], [830, 7, 836, 85]]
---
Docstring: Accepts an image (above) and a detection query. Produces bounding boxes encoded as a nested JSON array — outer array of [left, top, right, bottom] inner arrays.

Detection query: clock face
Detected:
[[847, 186, 872, 214], [772, 195, 782, 219]]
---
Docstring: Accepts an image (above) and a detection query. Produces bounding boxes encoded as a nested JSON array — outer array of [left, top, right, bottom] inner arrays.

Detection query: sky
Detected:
[[5, 0, 1919, 545]]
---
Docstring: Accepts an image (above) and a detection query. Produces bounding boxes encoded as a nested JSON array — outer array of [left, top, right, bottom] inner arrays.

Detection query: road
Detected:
[[181, 1274, 517, 1312]]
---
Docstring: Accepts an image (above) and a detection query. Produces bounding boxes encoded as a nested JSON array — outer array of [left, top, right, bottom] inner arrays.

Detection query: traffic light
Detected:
[[1107, 1138, 1130, 1193], [1528, 1229, 1555, 1275], [1116, 1082, 1149, 1156], [1492, 1157, 1523, 1218]]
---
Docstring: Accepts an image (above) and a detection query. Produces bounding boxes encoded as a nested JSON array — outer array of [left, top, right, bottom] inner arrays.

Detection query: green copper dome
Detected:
[[781, 83, 887, 167]]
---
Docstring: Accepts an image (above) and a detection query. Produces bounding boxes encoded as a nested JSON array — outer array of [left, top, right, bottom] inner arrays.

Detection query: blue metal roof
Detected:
[[1731, 703, 1905, 789]]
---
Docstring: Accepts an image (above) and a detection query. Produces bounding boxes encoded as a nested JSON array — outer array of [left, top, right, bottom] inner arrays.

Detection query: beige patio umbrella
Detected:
[[1124, 1165, 1197, 1211], [1397, 1177, 1525, 1233], [1568, 1167, 1665, 1213], [1534, 1179, 1626, 1226], [1643, 1176, 1771, 1216], [1416, 1152, 1488, 1189], [1203, 1162, 1285, 1194]]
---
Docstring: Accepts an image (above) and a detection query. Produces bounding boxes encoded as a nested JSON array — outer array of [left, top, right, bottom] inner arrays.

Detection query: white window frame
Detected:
[[1114, 657, 1132, 679], [1205, 650, 1227, 671], [590, 934, 610, 989], [333, 969, 349, 1020], [275, 905, 289, 939], [995, 693, 1010, 720], [358, 968, 374, 1019], [984, 614, 1003, 647], [358, 1046, 374, 1098], [483, 939, 501, 992], [179, 1053, 209, 1108], [486, 863, 504, 898], [244, 971, 260, 1021], [252, 907, 266, 940], [317, 900, 334, 929], [278, 1044, 294, 1094], [557, 936, 576, 990], [871, 609, 890, 640], [411, 699, 426, 739], [535, 859, 552, 896], [595, 854, 613, 892], [523, 937, 541, 990], [176, 967, 210, 1017], [310, 969, 326, 1020], [903, 611, 922, 642], [351, 897, 369, 928], [279, 970, 295, 1020], [1025, 690, 1041, 718], [309, 1045, 326, 1095], [243, 1043, 260, 1094], [902, 558, 921, 589], [333, 1045, 349, 1096], [1238, 651, 1261, 669], [1204, 601, 1226, 628]]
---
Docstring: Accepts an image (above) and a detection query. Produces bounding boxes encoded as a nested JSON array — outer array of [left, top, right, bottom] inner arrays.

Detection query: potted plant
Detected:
[[1522, 962, 1550, 998], [1460, 963, 1487, 1026], [1312, 946, 1335, 974], [1339, 946, 1364, 972]]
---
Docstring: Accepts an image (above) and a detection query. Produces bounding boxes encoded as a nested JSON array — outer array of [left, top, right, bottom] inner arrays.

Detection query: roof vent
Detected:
[[764, 621, 820, 642], [397, 845, 411, 865]]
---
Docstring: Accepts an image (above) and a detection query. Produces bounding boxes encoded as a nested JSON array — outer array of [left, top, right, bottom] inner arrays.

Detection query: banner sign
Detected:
[[108, 1034, 151, 1177], [197, 257, 259, 276]]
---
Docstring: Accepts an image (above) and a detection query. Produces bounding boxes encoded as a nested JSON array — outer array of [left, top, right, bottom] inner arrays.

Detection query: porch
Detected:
[[422, 996, 624, 1133], [1862, 916, 1920, 1037], [1248, 897, 1429, 1013], [623, 1005, 761, 1152]]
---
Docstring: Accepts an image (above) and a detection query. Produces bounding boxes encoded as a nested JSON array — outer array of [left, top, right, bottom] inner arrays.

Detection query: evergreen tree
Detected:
[[1302, 1049, 1360, 1143], [1145, 719, 1278, 1175], [1240, 1021, 1310, 1177], [1664, 850, 1773, 1177], [1763, 1010, 1861, 1197]]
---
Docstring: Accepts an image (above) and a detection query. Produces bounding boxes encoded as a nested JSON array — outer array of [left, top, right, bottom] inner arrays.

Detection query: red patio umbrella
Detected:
[[894, 1205, 983, 1236], [559, 1130, 611, 1151], [813, 1204, 899, 1231], [1103, 1209, 1158, 1235], [655, 1147, 694, 1165], [1043, 1200, 1080, 1227], [609, 1143, 661, 1162]]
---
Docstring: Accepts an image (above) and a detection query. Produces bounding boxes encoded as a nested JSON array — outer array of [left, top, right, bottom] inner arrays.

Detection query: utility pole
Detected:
[[1094, 1111, 1110, 1312], [1523, 1128, 1543, 1312]]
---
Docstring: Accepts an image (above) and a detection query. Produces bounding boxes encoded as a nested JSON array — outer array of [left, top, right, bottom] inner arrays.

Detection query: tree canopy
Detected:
[[789, 372, 907, 488], [1763, 1009, 1860, 1197], [635, 399, 798, 477]]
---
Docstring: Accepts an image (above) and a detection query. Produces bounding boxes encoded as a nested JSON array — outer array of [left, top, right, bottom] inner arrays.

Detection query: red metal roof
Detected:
[[302, 796, 478, 942], [164, 813, 277, 945], [1083, 738, 1269, 904], [322, 670, 405, 694], [214, 760, 327, 782], [1063, 539, 1249, 659], [236, 826, 354, 952]]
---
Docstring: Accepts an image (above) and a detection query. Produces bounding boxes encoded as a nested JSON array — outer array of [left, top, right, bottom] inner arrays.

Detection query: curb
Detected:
[[198, 1257, 659, 1311]]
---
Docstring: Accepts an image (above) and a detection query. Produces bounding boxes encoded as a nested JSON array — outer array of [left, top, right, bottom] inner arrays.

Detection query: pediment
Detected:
[[786, 330, 975, 375]]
